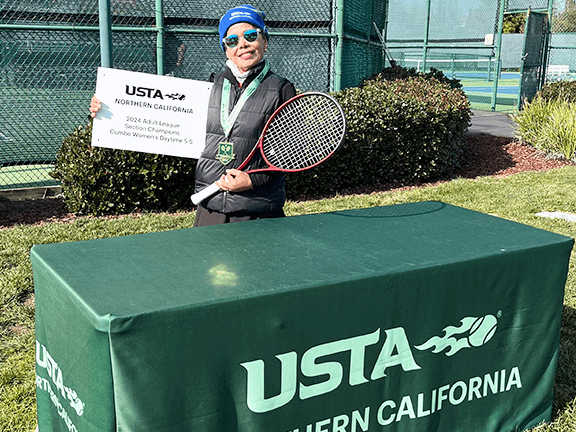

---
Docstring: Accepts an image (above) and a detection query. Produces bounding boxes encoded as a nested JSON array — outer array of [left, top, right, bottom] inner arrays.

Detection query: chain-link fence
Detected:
[[385, 0, 575, 113], [548, 0, 576, 81], [2, 1, 102, 191], [340, 0, 386, 88], [4, 1, 572, 193], [504, 0, 576, 83], [0, 0, 385, 192], [385, 0, 504, 111]]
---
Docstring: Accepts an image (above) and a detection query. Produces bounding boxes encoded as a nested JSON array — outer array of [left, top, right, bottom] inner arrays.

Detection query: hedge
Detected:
[[52, 67, 471, 215], [51, 121, 198, 215], [286, 70, 470, 198]]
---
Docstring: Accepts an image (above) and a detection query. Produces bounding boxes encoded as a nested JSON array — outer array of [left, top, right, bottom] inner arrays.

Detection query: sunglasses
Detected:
[[222, 28, 262, 48]]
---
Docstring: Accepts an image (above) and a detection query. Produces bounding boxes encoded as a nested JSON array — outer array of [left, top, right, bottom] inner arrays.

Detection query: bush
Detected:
[[513, 97, 576, 161], [534, 80, 576, 103], [364, 65, 463, 89], [286, 74, 471, 198], [54, 69, 471, 213], [513, 80, 576, 161], [51, 120, 197, 215]]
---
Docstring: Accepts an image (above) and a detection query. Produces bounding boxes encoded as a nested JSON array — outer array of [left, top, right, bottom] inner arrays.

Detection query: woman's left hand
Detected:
[[215, 169, 253, 193]]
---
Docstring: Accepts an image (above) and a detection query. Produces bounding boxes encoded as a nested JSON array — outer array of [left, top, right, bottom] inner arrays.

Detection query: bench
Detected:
[[546, 64, 570, 81]]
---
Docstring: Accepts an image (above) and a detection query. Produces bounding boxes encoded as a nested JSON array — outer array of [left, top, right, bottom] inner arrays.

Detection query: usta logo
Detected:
[[240, 314, 499, 414], [125, 85, 186, 101], [126, 85, 164, 99], [241, 327, 420, 413]]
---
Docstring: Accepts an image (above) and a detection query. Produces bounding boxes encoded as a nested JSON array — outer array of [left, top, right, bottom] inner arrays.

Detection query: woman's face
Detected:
[[224, 22, 267, 73]]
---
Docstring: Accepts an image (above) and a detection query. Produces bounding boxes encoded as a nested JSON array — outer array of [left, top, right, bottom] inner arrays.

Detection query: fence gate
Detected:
[[518, 8, 549, 107]]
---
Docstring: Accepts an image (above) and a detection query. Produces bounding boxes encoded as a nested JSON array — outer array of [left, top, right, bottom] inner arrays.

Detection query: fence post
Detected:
[[156, 0, 165, 75], [98, 0, 113, 67], [490, 0, 506, 111], [334, 0, 345, 91], [422, 0, 432, 71], [541, 0, 554, 88]]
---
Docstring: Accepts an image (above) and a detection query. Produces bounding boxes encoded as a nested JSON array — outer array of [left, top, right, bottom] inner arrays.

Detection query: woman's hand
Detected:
[[89, 96, 101, 118], [215, 169, 253, 193]]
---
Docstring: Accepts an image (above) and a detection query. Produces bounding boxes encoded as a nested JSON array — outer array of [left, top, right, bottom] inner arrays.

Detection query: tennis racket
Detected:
[[191, 92, 346, 205]]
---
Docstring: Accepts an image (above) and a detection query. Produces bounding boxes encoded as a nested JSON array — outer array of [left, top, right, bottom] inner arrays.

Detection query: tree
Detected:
[[503, 13, 526, 33]]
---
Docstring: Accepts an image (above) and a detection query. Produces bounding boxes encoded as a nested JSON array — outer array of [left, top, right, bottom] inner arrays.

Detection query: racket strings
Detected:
[[262, 96, 345, 171]]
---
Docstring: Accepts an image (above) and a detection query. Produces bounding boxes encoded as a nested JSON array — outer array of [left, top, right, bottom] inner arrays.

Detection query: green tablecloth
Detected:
[[32, 202, 574, 432]]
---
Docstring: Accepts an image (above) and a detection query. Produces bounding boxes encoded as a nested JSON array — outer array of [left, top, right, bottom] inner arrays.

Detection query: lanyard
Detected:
[[220, 61, 270, 139]]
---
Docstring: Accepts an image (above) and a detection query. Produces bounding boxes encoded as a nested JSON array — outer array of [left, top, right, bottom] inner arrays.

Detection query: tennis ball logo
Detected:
[[415, 314, 499, 357], [468, 315, 498, 347]]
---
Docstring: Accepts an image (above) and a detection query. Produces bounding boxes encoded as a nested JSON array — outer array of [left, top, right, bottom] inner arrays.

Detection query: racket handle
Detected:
[[191, 183, 221, 205]]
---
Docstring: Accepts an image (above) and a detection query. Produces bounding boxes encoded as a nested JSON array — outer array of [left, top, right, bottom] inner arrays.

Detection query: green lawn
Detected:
[[1, 166, 575, 431]]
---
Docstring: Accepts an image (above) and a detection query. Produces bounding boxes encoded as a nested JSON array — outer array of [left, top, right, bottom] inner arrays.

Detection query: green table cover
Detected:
[[32, 202, 574, 432]]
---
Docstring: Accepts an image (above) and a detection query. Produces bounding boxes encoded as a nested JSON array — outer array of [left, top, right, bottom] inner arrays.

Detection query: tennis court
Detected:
[[401, 58, 521, 112], [0, 86, 90, 192], [461, 74, 520, 113], [0, 164, 58, 190]]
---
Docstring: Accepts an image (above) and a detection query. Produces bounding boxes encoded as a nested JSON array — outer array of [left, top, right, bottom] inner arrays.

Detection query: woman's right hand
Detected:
[[89, 96, 101, 118]]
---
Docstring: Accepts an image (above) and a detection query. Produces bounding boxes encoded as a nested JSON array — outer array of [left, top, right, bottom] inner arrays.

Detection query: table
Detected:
[[32, 202, 574, 432]]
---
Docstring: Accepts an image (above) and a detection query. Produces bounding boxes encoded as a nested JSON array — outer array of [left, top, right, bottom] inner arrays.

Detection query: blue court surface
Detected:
[[463, 86, 519, 94], [500, 72, 521, 79], [458, 71, 521, 111], [448, 72, 521, 80]]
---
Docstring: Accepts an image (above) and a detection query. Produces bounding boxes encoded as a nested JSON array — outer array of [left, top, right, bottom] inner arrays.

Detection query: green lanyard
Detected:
[[220, 61, 270, 139]]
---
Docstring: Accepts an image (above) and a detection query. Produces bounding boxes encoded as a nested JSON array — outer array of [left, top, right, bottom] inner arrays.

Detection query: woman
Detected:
[[192, 4, 296, 226], [91, 5, 296, 227]]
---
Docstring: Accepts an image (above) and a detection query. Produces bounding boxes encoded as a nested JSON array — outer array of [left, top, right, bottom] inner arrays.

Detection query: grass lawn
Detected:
[[1, 166, 575, 431]]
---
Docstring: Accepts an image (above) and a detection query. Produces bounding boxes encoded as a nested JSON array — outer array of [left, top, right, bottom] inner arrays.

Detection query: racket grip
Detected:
[[190, 183, 221, 205]]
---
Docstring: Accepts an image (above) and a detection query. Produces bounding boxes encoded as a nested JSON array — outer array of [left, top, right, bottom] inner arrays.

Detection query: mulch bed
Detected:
[[0, 134, 573, 230]]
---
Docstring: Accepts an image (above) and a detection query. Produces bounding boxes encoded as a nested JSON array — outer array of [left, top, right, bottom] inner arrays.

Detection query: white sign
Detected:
[[91, 67, 213, 159]]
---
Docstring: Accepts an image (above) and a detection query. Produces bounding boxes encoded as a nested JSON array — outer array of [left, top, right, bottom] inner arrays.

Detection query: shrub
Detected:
[[286, 75, 471, 198], [534, 80, 576, 103], [54, 69, 470, 213], [512, 97, 549, 147], [513, 97, 576, 161], [365, 65, 463, 90], [51, 120, 197, 215], [513, 80, 576, 161]]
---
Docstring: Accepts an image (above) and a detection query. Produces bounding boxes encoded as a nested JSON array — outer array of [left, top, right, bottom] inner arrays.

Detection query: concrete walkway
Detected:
[[467, 110, 516, 138]]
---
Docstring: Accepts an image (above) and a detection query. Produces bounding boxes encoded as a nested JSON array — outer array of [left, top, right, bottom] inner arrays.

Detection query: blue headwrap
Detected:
[[219, 5, 268, 50]]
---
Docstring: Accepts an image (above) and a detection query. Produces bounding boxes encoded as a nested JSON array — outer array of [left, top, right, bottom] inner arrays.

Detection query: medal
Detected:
[[216, 141, 235, 165], [218, 61, 270, 165]]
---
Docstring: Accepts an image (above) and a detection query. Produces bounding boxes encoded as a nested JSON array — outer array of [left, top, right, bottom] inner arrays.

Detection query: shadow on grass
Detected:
[[553, 305, 576, 416]]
